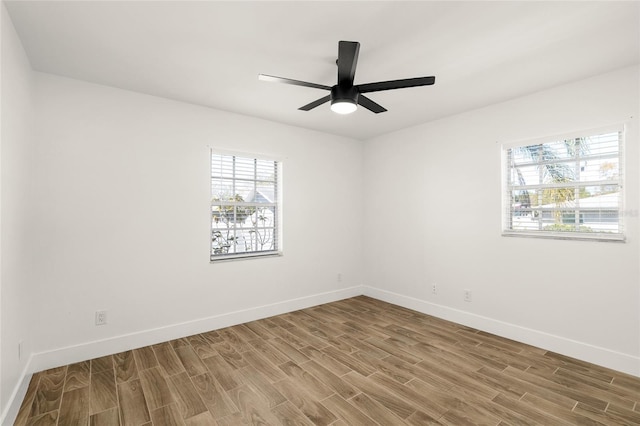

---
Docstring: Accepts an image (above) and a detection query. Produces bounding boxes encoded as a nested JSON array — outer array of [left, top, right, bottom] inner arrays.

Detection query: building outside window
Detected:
[[502, 125, 624, 241], [211, 151, 281, 260]]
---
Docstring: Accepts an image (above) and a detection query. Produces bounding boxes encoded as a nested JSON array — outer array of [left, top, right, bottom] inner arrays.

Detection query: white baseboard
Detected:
[[2, 285, 363, 424], [30, 285, 363, 373], [363, 285, 640, 377], [1, 358, 33, 426], [4, 283, 637, 424]]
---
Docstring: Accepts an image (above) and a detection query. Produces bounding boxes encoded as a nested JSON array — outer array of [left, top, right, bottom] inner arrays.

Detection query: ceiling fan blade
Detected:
[[299, 95, 331, 111], [358, 95, 387, 114], [337, 41, 360, 86], [357, 76, 435, 93], [258, 74, 331, 91]]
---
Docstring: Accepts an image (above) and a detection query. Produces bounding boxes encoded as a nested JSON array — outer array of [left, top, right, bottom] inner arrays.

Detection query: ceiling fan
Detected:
[[258, 40, 435, 115]]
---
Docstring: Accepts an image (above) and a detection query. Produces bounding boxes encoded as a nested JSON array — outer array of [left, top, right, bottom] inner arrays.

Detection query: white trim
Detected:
[[4, 283, 638, 422], [501, 125, 625, 241], [0, 357, 33, 426], [209, 251, 283, 263], [276, 161, 284, 253], [500, 123, 626, 150], [502, 231, 626, 242], [208, 146, 284, 163], [362, 285, 640, 377], [25, 285, 363, 375], [210, 151, 282, 260]]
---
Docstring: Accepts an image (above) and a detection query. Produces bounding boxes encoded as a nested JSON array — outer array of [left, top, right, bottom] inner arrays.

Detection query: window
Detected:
[[502, 126, 624, 241], [211, 151, 280, 260]]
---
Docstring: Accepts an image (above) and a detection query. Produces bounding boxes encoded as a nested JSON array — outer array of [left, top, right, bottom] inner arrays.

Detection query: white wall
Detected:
[[363, 65, 640, 376], [2, 19, 638, 421], [0, 2, 36, 420], [27, 73, 363, 369]]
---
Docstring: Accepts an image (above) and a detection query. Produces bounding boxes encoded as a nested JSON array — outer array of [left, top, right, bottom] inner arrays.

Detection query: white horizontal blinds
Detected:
[[504, 128, 623, 239], [211, 152, 278, 259]]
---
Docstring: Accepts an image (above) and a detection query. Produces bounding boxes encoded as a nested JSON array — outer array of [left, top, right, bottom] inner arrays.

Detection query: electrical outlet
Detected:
[[95, 310, 107, 326], [337, 273, 342, 282], [432, 283, 437, 294], [464, 289, 472, 302], [18, 340, 22, 360]]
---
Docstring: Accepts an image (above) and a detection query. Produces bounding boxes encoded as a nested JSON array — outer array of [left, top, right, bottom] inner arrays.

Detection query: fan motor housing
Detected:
[[331, 84, 359, 106]]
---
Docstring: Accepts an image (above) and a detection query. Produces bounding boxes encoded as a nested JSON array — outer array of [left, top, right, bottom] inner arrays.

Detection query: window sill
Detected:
[[210, 251, 283, 263], [502, 231, 625, 243]]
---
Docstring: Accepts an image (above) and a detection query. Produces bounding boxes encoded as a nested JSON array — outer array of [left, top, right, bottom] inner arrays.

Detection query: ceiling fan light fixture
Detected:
[[330, 85, 358, 114], [259, 41, 435, 114], [331, 99, 357, 114]]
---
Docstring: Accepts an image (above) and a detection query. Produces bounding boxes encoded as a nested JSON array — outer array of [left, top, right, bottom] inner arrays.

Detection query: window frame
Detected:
[[210, 149, 283, 262], [501, 125, 625, 242]]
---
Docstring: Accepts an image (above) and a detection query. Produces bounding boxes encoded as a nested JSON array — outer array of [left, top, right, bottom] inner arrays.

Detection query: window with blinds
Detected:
[[502, 126, 624, 241], [211, 151, 280, 260]]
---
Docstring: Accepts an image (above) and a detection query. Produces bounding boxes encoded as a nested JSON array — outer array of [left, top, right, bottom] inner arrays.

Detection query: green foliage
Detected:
[[513, 139, 593, 224], [211, 201, 276, 255], [212, 194, 256, 223], [543, 224, 593, 233], [211, 230, 231, 254]]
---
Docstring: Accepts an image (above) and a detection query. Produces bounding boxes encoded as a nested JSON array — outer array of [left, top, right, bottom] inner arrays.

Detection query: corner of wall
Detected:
[[1, 2, 37, 421], [0, 359, 32, 426]]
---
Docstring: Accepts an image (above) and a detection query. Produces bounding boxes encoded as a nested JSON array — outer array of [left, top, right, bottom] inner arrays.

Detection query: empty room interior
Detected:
[[2, 1, 640, 425]]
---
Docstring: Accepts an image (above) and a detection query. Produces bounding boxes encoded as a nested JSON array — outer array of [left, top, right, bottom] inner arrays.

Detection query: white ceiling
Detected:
[[5, 1, 640, 140]]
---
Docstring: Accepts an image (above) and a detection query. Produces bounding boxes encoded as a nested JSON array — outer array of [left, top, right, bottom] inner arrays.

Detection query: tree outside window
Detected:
[[211, 152, 280, 260], [503, 127, 624, 241]]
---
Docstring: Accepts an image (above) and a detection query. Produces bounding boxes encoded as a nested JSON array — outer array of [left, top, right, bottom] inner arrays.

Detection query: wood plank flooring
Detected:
[[14, 296, 640, 425]]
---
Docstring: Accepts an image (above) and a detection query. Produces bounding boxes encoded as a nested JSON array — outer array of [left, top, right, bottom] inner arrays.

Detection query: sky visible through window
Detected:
[[505, 129, 623, 239], [211, 153, 279, 259]]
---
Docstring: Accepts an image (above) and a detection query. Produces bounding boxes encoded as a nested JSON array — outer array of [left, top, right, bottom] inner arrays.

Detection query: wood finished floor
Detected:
[[14, 296, 640, 426]]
